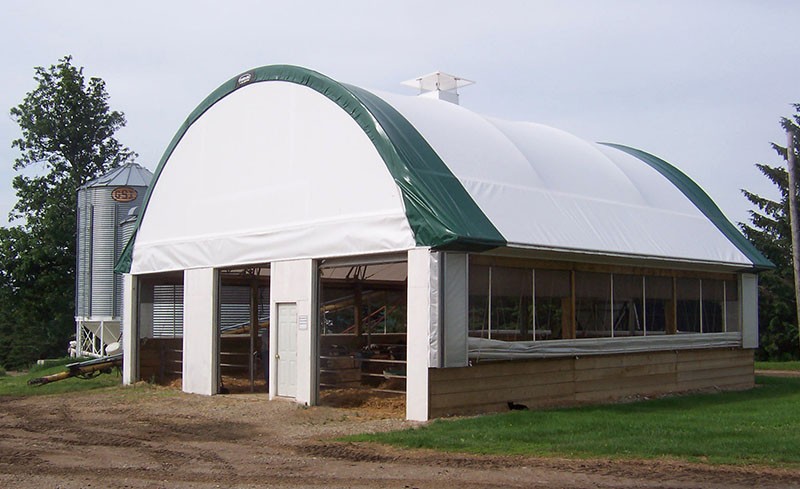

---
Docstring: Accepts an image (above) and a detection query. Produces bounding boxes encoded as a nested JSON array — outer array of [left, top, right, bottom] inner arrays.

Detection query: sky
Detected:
[[1, 0, 799, 229]]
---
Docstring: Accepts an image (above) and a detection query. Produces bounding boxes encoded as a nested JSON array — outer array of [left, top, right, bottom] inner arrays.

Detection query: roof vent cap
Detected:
[[402, 71, 474, 105]]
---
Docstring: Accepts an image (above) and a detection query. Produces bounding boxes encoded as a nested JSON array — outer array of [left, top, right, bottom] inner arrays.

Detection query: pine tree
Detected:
[[741, 104, 800, 360]]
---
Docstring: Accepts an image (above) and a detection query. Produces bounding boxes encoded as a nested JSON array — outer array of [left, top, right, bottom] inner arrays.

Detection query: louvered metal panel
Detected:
[[218, 285, 270, 332], [219, 285, 251, 330], [152, 284, 184, 337]]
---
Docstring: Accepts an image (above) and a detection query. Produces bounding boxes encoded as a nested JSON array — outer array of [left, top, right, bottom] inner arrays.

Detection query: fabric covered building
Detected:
[[118, 65, 769, 421]]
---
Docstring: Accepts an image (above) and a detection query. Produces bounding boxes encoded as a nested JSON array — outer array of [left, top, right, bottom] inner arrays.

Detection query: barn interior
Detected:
[[137, 271, 184, 386], [217, 266, 270, 394], [317, 258, 407, 408]]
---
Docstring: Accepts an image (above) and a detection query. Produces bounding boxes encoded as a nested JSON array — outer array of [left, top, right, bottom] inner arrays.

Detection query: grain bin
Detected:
[[75, 163, 153, 356]]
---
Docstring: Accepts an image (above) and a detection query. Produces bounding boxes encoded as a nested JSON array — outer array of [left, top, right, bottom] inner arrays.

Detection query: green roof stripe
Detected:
[[344, 84, 504, 250], [116, 65, 503, 273], [599, 142, 773, 270]]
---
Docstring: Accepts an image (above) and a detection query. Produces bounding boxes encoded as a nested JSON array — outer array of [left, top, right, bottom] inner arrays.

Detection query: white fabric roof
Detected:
[[130, 82, 415, 274], [375, 90, 752, 266], [127, 66, 760, 275]]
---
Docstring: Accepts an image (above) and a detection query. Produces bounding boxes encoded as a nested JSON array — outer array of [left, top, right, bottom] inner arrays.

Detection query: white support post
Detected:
[[182, 268, 219, 395], [407, 248, 433, 421], [75, 319, 83, 357], [122, 274, 138, 385], [269, 259, 316, 405], [99, 320, 105, 356]]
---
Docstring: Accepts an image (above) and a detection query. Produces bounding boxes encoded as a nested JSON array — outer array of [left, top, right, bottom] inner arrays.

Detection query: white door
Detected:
[[276, 302, 297, 398]]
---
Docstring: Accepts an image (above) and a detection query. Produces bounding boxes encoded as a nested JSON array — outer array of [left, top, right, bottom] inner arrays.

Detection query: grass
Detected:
[[349, 376, 800, 468], [755, 360, 800, 371], [0, 357, 121, 397]]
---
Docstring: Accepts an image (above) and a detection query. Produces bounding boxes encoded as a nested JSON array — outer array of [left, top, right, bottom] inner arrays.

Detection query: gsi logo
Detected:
[[237, 72, 253, 86]]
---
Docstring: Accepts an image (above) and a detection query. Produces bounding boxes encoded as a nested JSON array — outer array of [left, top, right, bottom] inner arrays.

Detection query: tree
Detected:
[[0, 56, 134, 368], [741, 104, 800, 360]]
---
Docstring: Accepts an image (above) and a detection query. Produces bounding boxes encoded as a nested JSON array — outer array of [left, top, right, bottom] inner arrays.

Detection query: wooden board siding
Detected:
[[428, 348, 754, 418]]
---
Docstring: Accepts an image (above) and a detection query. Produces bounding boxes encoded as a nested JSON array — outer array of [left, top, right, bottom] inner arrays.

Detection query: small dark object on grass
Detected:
[[507, 401, 528, 411]]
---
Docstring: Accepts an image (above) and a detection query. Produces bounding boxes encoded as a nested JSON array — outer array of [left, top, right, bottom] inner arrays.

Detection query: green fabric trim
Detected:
[[599, 143, 773, 270], [344, 84, 504, 250], [115, 65, 503, 273]]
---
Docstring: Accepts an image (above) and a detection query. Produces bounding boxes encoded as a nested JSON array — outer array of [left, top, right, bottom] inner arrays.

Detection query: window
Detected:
[[702, 279, 725, 333], [466, 258, 740, 342], [491, 267, 533, 341], [644, 276, 672, 334], [676, 278, 701, 333], [468, 265, 490, 338], [725, 279, 740, 332], [612, 274, 644, 337], [575, 272, 612, 338], [534, 269, 570, 340]]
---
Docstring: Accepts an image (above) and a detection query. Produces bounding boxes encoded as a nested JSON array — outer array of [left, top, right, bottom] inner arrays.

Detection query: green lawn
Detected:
[[755, 360, 800, 371], [0, 357, 121, 396], [349, 376, 800, 468]]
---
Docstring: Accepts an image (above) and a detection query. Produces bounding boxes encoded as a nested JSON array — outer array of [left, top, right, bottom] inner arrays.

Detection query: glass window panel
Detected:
[[320, 286, 355, 334], [491, 267, 533, 341], [644, 276, 672, 334], [725, 279, 740, 332], [468, 264, 490, 338], [534, 269, 569, 340], [613, 274, 644, 337], [575, 272, 612, 338], [676, 277, 701, 333], [702, 279, 725, 333]]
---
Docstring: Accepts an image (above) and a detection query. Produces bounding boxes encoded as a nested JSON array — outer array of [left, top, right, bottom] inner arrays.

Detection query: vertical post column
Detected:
[[269, 259, 316, 405], [407, 248, 433, 421], [122, 274, 138, 385], [182, 268, 219, 395]]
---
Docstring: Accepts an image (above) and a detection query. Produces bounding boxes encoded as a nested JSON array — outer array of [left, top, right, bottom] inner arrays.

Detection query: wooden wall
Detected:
[[428, 348, 754, 418]]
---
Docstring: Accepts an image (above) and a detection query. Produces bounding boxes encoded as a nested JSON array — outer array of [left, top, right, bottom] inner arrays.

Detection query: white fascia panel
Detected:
[[132, 82, 415, 274]]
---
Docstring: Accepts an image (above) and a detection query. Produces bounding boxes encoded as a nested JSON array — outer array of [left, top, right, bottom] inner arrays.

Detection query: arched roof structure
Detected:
[[118, 65, 770, 274]]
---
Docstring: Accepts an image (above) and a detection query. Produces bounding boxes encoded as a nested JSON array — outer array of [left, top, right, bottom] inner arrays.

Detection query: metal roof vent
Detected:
[[402, 71, 474, 105]]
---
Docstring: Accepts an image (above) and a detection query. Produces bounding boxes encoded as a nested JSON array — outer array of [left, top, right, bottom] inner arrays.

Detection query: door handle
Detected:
[[275, 353, 280, 359]]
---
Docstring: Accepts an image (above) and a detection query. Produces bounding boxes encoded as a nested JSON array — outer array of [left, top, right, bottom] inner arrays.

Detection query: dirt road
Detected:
[[1, 385, 798, 488]]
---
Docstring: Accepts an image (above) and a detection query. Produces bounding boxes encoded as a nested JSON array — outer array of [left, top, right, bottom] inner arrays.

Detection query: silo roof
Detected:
[[80, 162, 153, 189]]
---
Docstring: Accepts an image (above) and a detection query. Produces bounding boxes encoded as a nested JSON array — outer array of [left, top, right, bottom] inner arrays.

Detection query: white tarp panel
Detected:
[[428, 252, 440, 368], [469, 333, 742, 360], [131, 82, 415, 274], [375, 90, 752, 267]]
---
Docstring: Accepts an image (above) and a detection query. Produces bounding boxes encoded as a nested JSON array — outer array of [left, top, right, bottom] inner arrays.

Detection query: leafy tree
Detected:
[[741, 104, 800, 360], [0, 56, 134, 368]]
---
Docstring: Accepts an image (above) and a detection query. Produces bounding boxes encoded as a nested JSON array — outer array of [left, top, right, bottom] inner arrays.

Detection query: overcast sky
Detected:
[[1, 0, 799, 229]]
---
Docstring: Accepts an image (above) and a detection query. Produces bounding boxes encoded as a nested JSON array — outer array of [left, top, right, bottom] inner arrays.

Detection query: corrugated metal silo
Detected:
[[75, 163, 153, 355]]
